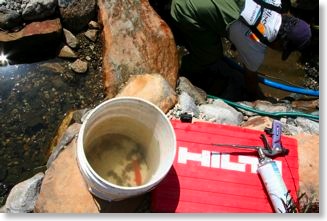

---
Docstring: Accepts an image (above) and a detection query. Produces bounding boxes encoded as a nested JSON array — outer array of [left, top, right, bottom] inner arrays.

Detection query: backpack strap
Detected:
[[253, 0, 282, 13]]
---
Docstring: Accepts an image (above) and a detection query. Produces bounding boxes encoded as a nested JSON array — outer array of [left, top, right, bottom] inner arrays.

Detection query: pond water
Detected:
[[259, 48, 309, 99], [0, 59, 105, 205]]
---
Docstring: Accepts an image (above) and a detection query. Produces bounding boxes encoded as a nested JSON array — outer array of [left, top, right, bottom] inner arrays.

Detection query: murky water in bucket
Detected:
[[86, 133, 150, 187]]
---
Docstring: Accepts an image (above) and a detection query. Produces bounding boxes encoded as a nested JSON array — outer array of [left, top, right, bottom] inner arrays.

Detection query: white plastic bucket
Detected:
[[76, 97, 176, 201]]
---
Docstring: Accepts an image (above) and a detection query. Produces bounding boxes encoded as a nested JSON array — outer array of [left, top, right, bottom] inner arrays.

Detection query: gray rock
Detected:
[[281, 123, 303, 136], [63, 28, 79, 49], [199, 100, 243, 125], [177, 77, 206, 105], [178, 92, 200, 117], [254, 100, 290, 113], [59, 0, 96, 33], [0, 8, 22, 29], [22, 0, 57, 21], [295, 117, 319, 135], [3, 172, 44, 213]]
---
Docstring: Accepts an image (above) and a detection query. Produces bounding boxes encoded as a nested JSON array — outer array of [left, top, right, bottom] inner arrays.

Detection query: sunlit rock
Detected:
[[98, 0, 178, 98]]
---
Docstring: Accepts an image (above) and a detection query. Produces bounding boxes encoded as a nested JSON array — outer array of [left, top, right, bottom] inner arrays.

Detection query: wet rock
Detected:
[[177, 77, 207, 105], [98, 0, 178, 98], [0, 8, 22, 30], [116, 74, 177, 114], [293, 133, 319, 200], [3, 172, 43, 213], [47, 123, 80, 168], [22, 0, 57, 21], [58, 45, 77, 58], [39, 62, 66, 74], [47, 112, 74, 151], [84, 29, 98, 42], [59, 0, 96, 33], [0, 18, 62, 63], [178, 92, 200, 117], [63, 28, 79, 49], [199, 100, 243, 125], [70, 59, 88, 74]]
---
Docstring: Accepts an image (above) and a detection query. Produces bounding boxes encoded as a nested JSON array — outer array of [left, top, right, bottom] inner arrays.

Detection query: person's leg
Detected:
[[177, 25, 223, 75]]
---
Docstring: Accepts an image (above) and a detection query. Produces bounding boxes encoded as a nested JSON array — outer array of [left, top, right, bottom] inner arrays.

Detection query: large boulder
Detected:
[[98, 0, 179, 98]]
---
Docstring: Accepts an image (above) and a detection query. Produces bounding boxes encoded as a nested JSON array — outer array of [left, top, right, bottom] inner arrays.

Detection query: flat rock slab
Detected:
[[0, 18, 62, 63], [34, 123, 147, 213], [294, 133, 319, 199]]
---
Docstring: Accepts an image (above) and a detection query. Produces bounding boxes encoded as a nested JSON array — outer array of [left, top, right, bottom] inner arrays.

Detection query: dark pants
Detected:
[[172, 21, 224, 75]]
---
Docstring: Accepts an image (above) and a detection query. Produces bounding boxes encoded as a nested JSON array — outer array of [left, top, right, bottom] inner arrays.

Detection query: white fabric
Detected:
[[240, 0, 282, 42]]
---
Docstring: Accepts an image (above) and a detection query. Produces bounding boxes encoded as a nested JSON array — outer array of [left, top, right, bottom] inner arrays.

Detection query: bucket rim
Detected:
[[77, 96, 177, 190]]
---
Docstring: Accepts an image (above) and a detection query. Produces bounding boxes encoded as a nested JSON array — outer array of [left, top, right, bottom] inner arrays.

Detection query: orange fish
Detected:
[[133, 159, 142, 186]]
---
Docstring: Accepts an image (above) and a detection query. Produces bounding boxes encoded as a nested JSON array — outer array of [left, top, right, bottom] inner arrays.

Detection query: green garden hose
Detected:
[[207, 94, 319, 121]]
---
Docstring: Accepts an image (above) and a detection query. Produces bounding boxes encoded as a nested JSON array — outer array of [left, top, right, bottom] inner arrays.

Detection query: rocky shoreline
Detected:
[[0, 73, 319, 213], [0, 0, 319, 213]]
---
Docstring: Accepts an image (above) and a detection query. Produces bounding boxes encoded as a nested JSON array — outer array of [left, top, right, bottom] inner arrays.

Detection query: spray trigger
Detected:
[[264, 120, 283, 151]]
